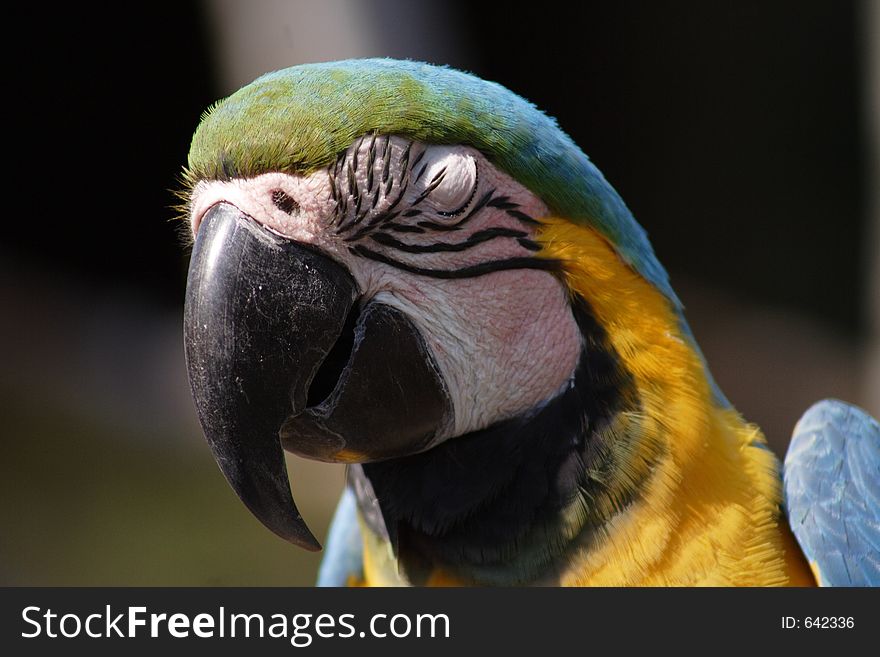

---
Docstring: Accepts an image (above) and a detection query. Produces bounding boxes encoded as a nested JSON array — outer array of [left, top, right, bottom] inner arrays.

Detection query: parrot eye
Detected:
[[413, 146, 478, 218]]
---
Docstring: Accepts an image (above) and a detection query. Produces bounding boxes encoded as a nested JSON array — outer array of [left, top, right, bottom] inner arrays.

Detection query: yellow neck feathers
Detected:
[[537, 218, 813, 586]]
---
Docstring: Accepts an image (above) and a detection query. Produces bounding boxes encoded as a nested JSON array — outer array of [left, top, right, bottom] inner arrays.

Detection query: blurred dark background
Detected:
[[3, 1, 877, 585]]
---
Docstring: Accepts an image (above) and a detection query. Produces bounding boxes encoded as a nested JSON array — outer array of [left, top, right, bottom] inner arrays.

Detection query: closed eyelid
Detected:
[[436, 162, 480, 217]]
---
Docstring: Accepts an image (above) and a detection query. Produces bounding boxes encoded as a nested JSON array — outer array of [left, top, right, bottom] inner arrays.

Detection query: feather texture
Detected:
[[537, 218, 814, 585], [316, 486, 364, 586], [784, 399, 880, 586]]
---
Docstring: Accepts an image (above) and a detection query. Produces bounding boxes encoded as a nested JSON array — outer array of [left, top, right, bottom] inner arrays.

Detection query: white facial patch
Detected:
[[188, 172, 338, 251], [187, 136, 583, 448]]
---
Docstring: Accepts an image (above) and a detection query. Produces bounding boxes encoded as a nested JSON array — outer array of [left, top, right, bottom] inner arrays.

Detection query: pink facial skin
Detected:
[[189, 138, 582, 444]]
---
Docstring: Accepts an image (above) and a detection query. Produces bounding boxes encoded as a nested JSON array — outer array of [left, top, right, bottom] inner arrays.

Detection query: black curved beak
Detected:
[[184, 203, 357, 550], [184, 203, 451, 549]]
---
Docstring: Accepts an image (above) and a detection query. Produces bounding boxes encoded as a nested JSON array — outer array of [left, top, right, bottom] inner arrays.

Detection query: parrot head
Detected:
[[181, 59, 731, 581]]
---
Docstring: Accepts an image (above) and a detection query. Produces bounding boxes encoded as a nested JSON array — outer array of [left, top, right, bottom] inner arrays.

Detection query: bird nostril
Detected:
[[306, 299, 361, 408], [271, 189, 300, 215]]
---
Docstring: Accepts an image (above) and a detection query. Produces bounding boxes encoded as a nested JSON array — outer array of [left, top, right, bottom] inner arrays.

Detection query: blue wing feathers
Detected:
[[784, 399, 880, 586], [316, 486, 364, 587]]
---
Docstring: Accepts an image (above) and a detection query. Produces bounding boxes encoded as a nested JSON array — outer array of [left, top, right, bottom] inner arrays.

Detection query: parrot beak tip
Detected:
[[184, 202, 357, 551]]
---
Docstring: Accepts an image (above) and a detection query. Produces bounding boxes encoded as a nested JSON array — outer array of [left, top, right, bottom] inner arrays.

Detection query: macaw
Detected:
[[180, 58, 879, 586]]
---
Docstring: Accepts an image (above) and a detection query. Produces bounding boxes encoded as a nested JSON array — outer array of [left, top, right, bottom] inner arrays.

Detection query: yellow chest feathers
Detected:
[[540, 218, 812, 586]]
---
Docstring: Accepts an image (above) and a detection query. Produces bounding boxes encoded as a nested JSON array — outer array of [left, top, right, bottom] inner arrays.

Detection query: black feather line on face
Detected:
[[408, 145, 424, 170], [416, 189, 495, 232], [410, 167, 446, 207], [517, 238, 542, 252], [384, 223, 424, 234], [330, 137, 542, 275], [350, 245, 560, 279], [366, 134, 377, 193], [369, 227, 528, 254], [326, 163, 336, 191], [382, 136, 392, 182]]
